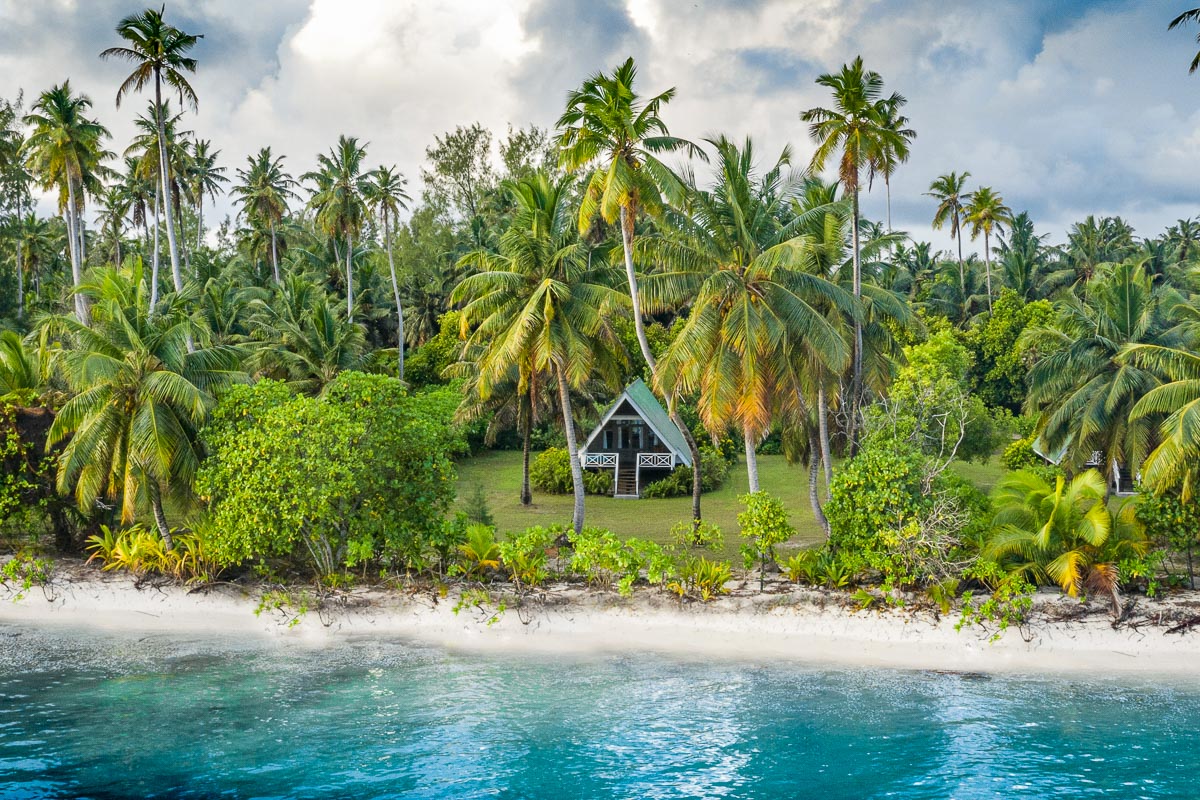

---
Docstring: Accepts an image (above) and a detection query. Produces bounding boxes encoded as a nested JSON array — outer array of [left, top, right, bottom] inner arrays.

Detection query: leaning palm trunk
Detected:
[[64, 176, 89, 325], [847, 188, 864, 455], [383, 212, 405, 380], [744, 423, 761, 493], [556, 368, 585, 535], [818, 383, 833, 501], [808, 432, 830, 534], [619, 206, 703, 524], [148, 480, 174, 551], [154, 76, 183, 294], [269, 221, 280, 282]]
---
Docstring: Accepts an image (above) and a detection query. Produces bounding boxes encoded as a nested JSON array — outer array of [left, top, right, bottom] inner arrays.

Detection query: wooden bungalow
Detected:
[[579, 379, 692, 498]]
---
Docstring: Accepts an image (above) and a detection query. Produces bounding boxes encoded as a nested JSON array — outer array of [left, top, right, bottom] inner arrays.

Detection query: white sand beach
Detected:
[[4, 566, 1200, 675]]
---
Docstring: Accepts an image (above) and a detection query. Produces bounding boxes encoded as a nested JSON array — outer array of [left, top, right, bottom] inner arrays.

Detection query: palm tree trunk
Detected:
[[744, 423, 760, 493], [175, 198, 191, 279], [196, 195, 204, 251], [848, 187, 863, 455], [270, 221, 280, 282], [618, 204, 703, 524], [345, 231, 354, 321], [808, 432, 830, 535], [818, 383, 833, 501], [955, 213, 965, 294], [15, 222, 23, 323], [521, 388, 533, 506], [154, 74, 183, 293], [384, 212, 405, 380], [148, 480, 174, 551], [64, 176, 89, 325], [77, 208, 86, 265], [556, 367, 585, 535], [150, 189, 161, 315], [983, 230, 993, 312]]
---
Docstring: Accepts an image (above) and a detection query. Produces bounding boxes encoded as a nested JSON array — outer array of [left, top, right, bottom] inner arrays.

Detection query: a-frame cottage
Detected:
[[579, 379, 692, 498]]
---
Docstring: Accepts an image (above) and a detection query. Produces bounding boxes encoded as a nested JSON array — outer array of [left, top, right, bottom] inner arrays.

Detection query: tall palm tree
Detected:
[[232, 148, 296, 283], [873, 92, 916, 236], [23, 82, 111, 325], [802, 56, 904, 449], [304, 135, 368, 321], [363, 165, 411, 379], [556, 56, 706, 523], [453, 173, 626, 534], [45, 265, 244, 547], [962, 185, 1012, 311], [94, 184, 129, 266], [641, 137, 853, 493], [186, 138, 227, 251], [926, 171, 971, 293], [1169, 8, 1200, 73], [101, 6, 202, 295], [1023, 260, 1175, 486]]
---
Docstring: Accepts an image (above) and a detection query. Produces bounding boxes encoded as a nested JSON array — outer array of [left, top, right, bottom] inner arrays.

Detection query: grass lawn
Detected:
[[454, 450, 1009, 561]]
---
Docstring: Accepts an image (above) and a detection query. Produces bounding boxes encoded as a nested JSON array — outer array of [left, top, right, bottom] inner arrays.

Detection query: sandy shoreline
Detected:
[[4, 567, 1200, 676]]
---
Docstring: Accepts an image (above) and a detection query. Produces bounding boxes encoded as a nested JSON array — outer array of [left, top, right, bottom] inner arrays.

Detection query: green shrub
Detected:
[[498, 525, 559, 589], [531, 448, 612, 495], [641, 447, 730, 498], [456, 524, 500, 577], [669, 555, 731, 601], [738, 491, 795, 590], [671, 519, 724, 552], [1001, 436, 1041, 471], [825, 443, 926, 565], [567, 528, 677, 597], [462, 483, 495, 527]]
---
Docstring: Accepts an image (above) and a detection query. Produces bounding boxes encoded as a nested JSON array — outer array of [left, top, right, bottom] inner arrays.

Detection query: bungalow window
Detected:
[[603, 429, 613, 449]]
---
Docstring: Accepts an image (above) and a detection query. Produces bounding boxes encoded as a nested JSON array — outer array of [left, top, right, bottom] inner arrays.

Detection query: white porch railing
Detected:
[[582, 453, 617, 468], [637, 453, 674, 469]]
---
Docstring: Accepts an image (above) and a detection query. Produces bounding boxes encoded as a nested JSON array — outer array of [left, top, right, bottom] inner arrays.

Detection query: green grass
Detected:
[[454, 450, 1010, 561]]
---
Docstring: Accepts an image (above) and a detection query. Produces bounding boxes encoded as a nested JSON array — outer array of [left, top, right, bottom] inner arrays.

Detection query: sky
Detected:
[[2, 0, 1200, 254]]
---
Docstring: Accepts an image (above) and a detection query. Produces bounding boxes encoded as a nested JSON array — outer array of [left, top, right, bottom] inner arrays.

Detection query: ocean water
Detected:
[[0, 624, 1196, 799]]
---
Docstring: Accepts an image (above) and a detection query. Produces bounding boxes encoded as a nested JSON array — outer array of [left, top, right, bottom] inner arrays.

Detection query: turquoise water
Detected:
[[0, 625, 1196, 799]]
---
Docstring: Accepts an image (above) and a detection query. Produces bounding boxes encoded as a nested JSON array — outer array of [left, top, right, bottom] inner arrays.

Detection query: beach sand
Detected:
[[4, 564, 1200, 675]]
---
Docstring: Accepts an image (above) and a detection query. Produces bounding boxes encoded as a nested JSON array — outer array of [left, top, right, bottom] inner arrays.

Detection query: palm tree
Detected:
[[23, 82, 111, 325], [556, 56, 707, 523], [641, 137, 853, 493], [1169, 8, 1200, 73], [926, 171, 971, 293], [874, 92, 916, 236], [252, 292, 367, 394], [802, 56, 904, 449], [986, 468, 1146, 614], [232, 147, 297, 283], [186, 138, 227, 251], [45, 265, 243, 547], [125, 102, 189, 309], [363, 165, 411, 379], [962, 185, 1012, 311], [453, 173, 626, 534], [996, 211, 1072, 301], [304, 135, 369, 321], [101, 6, 202, 295], [1023, 260, 1176, 486], [94, 184, 129, 266]]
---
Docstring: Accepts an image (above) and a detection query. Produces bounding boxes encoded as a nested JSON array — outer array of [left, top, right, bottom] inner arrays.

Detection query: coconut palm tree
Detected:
[[1023, 260, 1176, 486], [873, 91, 916, 236], [23, 82, 111, 325], [304, 135, 369, 321], [640, 136, 853, 492], [802, 56, 904, 448], [101, 6, 202, 296], [452, 173, 626, 534], [926, 171, 972, 293], [94, 184, 129, 267], [962, 185, 1012, 311], [45, 265, 244, 547], [986, 468, 1146, 614], [232, 148, 297, 284], [556, 56, 707, 524], [185, 138, 227, 251], [363, 165, 411, 379]]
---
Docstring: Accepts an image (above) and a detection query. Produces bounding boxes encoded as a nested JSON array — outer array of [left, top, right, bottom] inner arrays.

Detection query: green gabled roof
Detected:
[[582, 378, 692, 467]]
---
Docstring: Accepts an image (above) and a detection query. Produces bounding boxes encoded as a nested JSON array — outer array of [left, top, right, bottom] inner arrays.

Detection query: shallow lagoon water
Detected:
[[0, 624, 1196, 799]]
